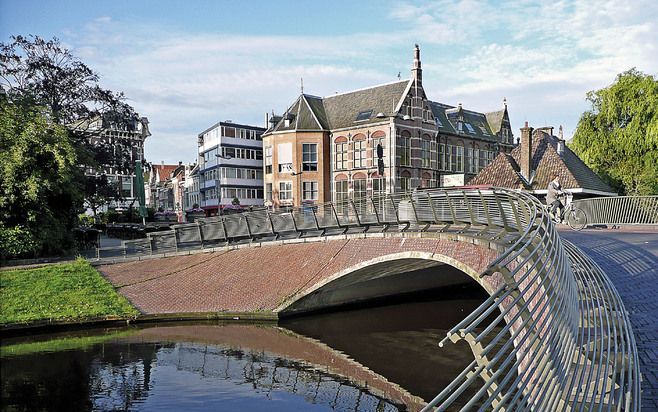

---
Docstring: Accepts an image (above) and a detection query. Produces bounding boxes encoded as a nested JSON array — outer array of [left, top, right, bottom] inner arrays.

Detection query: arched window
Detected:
[[352, 134, 366, 168], [352, 172, 367, 200], [335, 136, 348, 170]]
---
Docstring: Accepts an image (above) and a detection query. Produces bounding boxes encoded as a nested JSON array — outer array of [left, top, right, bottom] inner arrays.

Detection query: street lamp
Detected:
[[215, 153, 231, 216], [292, 168, 303, 208]]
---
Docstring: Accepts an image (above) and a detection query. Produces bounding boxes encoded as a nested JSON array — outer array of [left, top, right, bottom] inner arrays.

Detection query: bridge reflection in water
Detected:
[[2, 285, 491, 412]]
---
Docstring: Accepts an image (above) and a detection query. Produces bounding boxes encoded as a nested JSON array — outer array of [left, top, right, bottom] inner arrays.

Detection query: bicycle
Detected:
[[548, 192, 587, 231]]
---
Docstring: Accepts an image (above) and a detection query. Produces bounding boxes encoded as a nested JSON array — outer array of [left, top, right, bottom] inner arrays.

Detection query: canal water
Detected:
[[1, 284, 487, 411]]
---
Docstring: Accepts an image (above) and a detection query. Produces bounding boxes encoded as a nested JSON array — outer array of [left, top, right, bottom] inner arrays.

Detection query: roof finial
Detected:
[[503, 97, 507, 107], [300, 77, 304, 94], [397, 71, 401, 80]]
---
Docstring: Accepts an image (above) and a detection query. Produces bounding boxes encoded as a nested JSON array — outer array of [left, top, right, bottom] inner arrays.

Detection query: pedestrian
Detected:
[[546, 172, 564, 222]]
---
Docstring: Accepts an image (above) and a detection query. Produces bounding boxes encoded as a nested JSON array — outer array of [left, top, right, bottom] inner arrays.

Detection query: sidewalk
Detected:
[[561, 230, 658, 411]]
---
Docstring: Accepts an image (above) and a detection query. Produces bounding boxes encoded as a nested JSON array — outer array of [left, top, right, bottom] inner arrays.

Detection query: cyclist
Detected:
[[546, 172, 565, 223]]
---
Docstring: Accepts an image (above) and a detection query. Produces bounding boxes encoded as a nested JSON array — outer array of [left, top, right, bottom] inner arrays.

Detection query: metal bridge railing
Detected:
[[91, 188, 641, 410], [572, 195, 658, 226]]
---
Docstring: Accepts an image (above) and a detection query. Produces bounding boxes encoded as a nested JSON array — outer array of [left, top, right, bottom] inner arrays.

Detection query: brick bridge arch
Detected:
[[277, 247, 501, 316], [100, 234, 501, 317]]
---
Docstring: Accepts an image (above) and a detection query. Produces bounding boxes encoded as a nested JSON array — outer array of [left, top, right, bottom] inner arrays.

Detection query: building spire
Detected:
[[411, 44, 422, 85]]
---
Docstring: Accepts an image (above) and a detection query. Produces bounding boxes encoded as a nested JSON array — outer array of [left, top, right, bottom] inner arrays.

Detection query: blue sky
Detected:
[[2, 0, 657, 164]]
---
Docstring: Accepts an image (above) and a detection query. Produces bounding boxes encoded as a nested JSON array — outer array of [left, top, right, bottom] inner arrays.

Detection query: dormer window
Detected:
[[435, 117, 443, 127], [355, 110, 373, 121], [465, 123, 476, 134]]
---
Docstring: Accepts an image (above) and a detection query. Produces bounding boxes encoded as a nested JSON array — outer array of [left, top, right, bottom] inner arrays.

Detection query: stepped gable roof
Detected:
[[485, 108, 506, 135], [322, 80, 409, 129], [470, 130, 617, 195]]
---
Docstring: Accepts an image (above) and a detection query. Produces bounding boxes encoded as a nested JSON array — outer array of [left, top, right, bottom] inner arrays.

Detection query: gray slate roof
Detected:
[[323, 80, 409, 129], [267, 79, 505, 137]]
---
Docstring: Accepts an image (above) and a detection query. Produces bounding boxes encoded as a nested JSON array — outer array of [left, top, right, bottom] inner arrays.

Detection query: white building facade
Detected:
[[197, 121, 266, 215]]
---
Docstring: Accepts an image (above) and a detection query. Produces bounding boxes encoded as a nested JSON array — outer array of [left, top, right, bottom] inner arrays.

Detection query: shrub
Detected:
[[0, 224, 37, 259]]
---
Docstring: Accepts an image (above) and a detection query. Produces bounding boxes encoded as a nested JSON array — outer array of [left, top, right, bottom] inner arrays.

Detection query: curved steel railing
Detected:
[[92, 188, 641, 410], [571, 196, 658, 227]]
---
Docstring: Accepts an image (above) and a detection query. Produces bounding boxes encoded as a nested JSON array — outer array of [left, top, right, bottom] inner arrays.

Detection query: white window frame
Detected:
[[302, 143, 318, 171], [302, 181, 318, 201], [279, 181, 292, 202], [353, 140, 366, 168]]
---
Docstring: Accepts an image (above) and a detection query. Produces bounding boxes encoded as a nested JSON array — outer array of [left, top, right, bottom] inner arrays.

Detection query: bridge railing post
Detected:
[[350, 200, 362, 227], [444, 191, 458, 225], [197, 222, 204, 249], [370, 196, 382, 227], [243, 215, 253, 240]]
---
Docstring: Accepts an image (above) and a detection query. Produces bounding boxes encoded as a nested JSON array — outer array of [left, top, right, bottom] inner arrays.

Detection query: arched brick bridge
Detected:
[[99, 233, 500, 316], [95, 189, 653, 411]]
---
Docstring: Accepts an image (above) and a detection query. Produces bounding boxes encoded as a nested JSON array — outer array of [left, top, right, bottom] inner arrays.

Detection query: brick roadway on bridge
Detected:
[[561, 228, 658, 411], [99, 236, 499, 315]]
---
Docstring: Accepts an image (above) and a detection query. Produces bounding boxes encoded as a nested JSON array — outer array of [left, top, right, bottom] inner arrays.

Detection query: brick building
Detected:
[[262, 45, 514, 208], [470, 123, 617, 199]]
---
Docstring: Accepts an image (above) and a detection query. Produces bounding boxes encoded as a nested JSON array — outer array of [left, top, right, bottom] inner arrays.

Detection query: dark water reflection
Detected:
[[1, 285, 486, 411]]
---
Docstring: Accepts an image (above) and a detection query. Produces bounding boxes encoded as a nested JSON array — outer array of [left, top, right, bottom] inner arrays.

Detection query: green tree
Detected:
[[570, 69, 658, 195], [0, 96, 82, 256], [1, 35, 139, 205]]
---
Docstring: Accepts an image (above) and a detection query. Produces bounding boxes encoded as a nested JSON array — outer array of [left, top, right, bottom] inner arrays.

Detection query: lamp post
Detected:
[[292, 168, 303, 208]]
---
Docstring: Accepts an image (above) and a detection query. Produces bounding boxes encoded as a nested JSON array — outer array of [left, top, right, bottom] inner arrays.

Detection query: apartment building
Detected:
[[262, 45, 514, 208], [197, 121, 266, 215]]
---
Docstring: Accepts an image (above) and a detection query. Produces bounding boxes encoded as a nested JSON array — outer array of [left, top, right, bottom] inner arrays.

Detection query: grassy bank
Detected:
[[0, 259, 138, 325]]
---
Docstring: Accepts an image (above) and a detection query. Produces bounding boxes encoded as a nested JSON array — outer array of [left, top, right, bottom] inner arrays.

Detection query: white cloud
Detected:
[[57, 1, 657, 163]]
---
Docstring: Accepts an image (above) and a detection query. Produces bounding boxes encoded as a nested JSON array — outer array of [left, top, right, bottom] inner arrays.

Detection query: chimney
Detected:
[[520, 121, 534, 181], [411, 44, 422, 85]]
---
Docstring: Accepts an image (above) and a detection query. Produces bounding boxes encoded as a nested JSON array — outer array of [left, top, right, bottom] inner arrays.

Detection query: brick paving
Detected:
[[561, 228, 658, 411]]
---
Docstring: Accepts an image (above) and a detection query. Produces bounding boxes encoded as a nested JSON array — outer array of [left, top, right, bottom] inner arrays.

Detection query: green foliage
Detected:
[[1, 36, 143, 256], [0, 223, 37, 259], [571, 69, 658, 195], [0, 97, 82, 256], [0, 258, 138, 325], [105, 209, 120, 223], [77, 214, 95, 227]]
